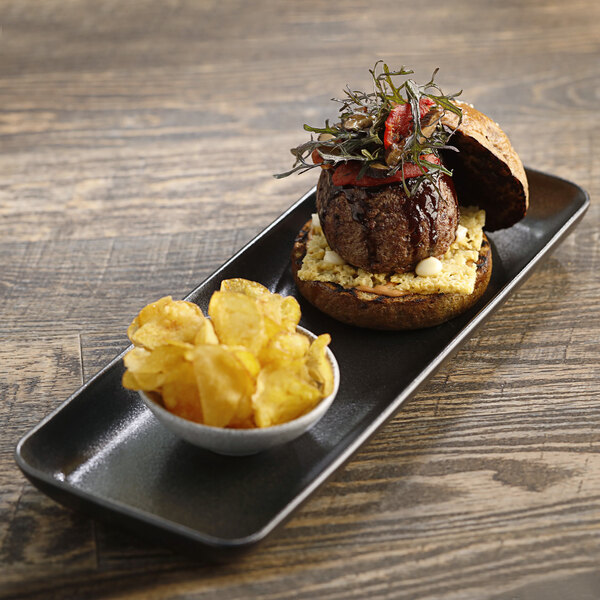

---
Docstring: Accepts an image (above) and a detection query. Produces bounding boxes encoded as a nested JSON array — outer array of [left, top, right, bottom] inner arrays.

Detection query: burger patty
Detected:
[[316, 168, 459, 273]]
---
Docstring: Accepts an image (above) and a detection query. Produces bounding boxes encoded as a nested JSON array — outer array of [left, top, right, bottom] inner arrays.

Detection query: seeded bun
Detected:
[[291, 220, 492, 330], [441, 100, 529, 230]]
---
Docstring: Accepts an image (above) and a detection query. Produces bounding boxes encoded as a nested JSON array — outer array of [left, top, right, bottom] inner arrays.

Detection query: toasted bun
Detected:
[[441, 101, 529, 230], [291, 220, 492, 330]]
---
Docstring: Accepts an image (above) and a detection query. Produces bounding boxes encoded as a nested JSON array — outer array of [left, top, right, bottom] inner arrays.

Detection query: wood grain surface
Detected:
[[1, 1, 599, 598]]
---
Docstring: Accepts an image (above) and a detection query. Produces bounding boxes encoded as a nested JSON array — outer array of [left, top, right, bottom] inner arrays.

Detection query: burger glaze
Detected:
[[316, 168, 459, 273]]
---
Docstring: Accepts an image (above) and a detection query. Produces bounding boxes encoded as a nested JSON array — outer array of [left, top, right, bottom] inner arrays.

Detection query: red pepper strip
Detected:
[[332, 155, 440, 187], [311, 148, 324, 164], [312, 148, 333, 169], [383, 97, 435, 150]]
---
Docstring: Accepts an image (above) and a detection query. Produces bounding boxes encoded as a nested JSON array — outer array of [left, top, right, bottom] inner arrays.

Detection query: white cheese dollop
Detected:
[[415, 256, 443, 277], [455, 224, 468, 243], [323, 249, 346, 265]]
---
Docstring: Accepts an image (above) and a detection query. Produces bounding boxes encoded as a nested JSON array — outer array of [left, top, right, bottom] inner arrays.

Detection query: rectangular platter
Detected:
[[16, 169, 589, 561]]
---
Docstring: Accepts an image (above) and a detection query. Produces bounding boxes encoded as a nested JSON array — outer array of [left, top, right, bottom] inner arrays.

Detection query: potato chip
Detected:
[[122, 369, 140, 390], [127, 296, 172, 341], [228, 417, 255, 429], [256, 297, 286, 341], [256, 293, 301, 332], [262, 316, 284, 342], [124, 345, 186, 375], [123, 346, 152, 371], [306, 334, 334, 396], [160, 362, 203, 423], [255, 293, 283, 322], [123, 279, 335, 430], [189, 345, 255, 428], [128, 297, 207, 350], [219, 278, 300, 332], [228, 393, 254, 429], [220, 278, 269, 298], [208, 291, 267, 355], [281, 296, 302, 331], [193, 318, 219, 345], [260, 331, 310, 367], [123, 345, 189, 390], [252, 366, 322, 427], [125, 370, 164, 391], [227, 346, 261, 379]]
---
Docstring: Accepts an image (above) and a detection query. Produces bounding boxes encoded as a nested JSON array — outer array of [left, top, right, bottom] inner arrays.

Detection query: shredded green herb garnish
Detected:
[[275, 61, 463, 194]]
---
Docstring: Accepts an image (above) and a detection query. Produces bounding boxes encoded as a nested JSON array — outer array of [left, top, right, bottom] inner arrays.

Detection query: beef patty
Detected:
[[316, 168, 459, 273]]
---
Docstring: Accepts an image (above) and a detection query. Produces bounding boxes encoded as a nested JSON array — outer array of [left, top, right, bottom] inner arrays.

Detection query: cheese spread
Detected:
[[297, 206, 486, 296]]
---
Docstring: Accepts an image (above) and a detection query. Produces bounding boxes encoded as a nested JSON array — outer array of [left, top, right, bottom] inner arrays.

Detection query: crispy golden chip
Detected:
[[306, 334, 334, 397], [280, 296, 302, 331], [220, 278, 270, 298], [127, 296, 172, 341], [256, 294, 284, 323], [123, 347, 165, 389], [189, 345, 255, 428], [260, 331, 310, 367], [256, 293, 301, 332], [127, 371, 165, 391], [208, 291, 267, 355], [160, 362, 203, 423], [124, 345, 186, 374], [262, 315, 284, 342], [257, 294, 301, 344], [228, 393, 254, 428], [193, 318, 219, 345], [123, 345, 190, 390], [123, 280, 334, 429], [122, 369, 140, 390], [123, 346, 152, 371], [252, 366, 322, 427], [218, 278, 301, 333], [128, 297, 207, 350], [227, 346, 261, 379], [222, 347, 259, 427], [256, 296, 285, 341]]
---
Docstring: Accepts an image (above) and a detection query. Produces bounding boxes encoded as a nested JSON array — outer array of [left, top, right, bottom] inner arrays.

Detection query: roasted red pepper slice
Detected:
[[332, 155, 440, 187], [383, 97, 435, 150]]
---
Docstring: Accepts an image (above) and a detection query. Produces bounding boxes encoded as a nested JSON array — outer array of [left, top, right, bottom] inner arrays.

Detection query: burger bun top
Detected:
[[442, 100, 529, 231]]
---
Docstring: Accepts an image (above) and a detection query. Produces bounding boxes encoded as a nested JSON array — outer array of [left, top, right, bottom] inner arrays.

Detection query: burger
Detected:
[[277, 63, 528, 330]]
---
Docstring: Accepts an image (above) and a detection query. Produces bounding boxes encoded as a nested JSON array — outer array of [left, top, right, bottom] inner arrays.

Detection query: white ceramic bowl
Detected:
[[138, 326, 340, 456]]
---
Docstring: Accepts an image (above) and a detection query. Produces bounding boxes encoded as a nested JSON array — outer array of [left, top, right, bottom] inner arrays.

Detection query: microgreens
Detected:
[[275, 62, 463, 194]]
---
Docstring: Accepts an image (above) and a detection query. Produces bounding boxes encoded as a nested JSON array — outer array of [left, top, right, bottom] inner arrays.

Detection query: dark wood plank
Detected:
[[2, 0, 599, 598]]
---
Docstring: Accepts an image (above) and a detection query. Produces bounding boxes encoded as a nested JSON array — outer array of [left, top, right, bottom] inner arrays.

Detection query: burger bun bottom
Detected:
[[291, 220, 492, 330]]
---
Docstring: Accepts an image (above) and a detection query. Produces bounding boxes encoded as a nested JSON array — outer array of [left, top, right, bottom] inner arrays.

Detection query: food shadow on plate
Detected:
[[118, 409, 346, 542]]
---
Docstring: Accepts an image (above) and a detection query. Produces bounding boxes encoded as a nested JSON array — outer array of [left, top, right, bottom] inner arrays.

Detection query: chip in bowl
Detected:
[[122, 280, 336, 431]]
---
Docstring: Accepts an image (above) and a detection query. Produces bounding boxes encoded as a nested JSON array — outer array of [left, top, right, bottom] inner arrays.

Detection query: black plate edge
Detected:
[[14, 170, 590, 558], [245, 169, 591, 546]]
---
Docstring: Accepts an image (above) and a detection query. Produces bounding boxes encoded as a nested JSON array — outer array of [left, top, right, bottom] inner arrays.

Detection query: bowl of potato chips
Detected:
[[123, 279, 340, 455]]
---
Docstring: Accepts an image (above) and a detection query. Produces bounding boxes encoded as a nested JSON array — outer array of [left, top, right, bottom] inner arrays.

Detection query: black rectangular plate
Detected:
[[16, 169, 589, 560]]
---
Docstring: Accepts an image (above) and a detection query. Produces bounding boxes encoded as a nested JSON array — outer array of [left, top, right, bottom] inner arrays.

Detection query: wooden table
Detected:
[[2, 1, 599, 598]]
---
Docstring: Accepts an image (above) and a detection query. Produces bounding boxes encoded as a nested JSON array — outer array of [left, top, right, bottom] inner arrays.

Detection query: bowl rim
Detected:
[[137, 325, 340, 436]]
